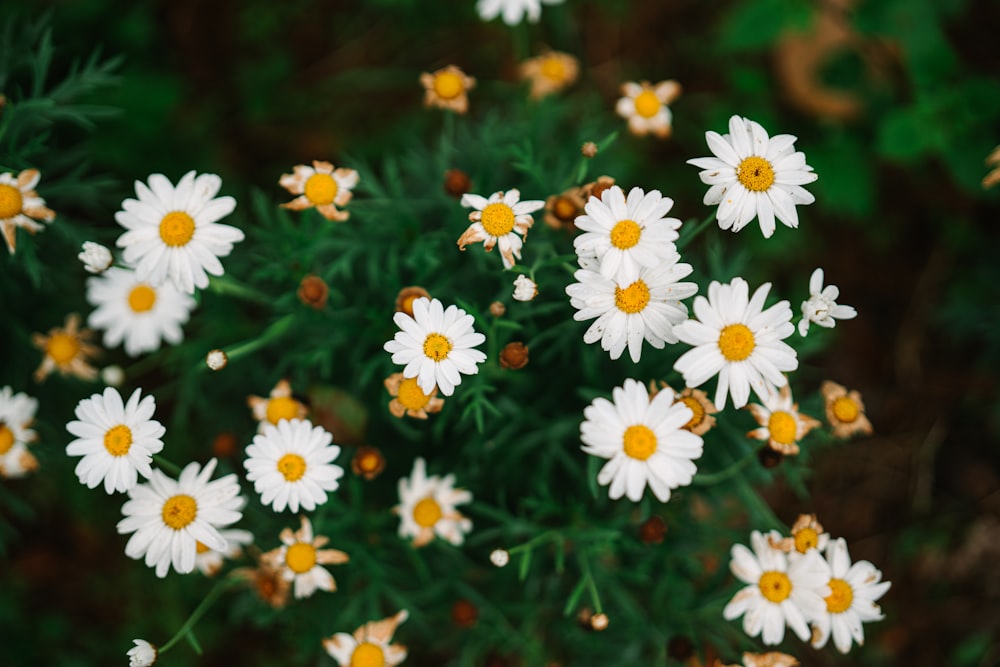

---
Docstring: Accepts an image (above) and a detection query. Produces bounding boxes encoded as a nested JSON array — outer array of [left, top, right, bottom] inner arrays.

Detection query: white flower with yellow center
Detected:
[[244, 418, 343, 513], [477, 0, 564, 25], [0, 386, 39, 479], [65, 387, 166, 495], [768, 514, 830, 558], [420, 65, 476, 113], [458, 189, 545, 269], [86, 266, 196, 357], [688, 115, 817, 238], [746, 383, 821, 456], [394, 457, 472, 548], [117, 458, 244, 578], [581, 379, 704, 502], [263, 515, 349, 599], [811, 538, 891, 653], [194, 528, 253, 576], [673, 278, 798, 410], [615, 80, 682, 138], [566, 253, 696, 362], [383, 297, 486, 397], [0, 168, 55, 254], [115, 171, 243, 294], [723, 530, 829, 645], [573, 185, 682, 284], [279, 161, 359, 222], [323, 610, 409, 667], [384, 372, 444, 419], [821, 380, 873, 438], [519, 50, 579, 98], [799, 268, 857, 336]]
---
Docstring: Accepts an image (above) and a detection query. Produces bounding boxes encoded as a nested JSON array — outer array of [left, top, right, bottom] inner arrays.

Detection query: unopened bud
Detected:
[[206, 349, 228, 371], [490, 549, 510, 567]]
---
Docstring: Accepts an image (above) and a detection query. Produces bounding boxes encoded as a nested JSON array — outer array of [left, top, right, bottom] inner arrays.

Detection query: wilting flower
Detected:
[[821, 380, 873, 438], [247, 379, 309, 432], [616, 80, 682, 138], [543, 186, 586, 231], [0, 386, 39, 478], [351, 445, 386, 480], [395, 457, 472, 547], [0, 168, 55, 254], [420, 65, 475, 113], [769, 514, 830, 557], [297, 274, 329, 309], [279, 161, 359, 222], [746, 383, 821, 456], [498, 341, 529, 370], [394, 286, 431, 318], [384, 372, 444, 419], [31, 313, 100, 383], [458, 189, 545, 269], [322, 610, 409, 667], [262, 515, 349, 599], [520, 50, 579, 98]]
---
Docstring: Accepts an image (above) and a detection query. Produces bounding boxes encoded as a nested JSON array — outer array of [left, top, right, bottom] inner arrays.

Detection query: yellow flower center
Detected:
[[128, 285, 157, 313], [633, 90, 661, 118], [825, 577, 854, 613], [46, 333, 80, 365], [103, 424, 133, 457], [767, 411, 798, 446], [793, 527, 819, 553], [622, 424, 657, 460], [717, 324, 755, 361], [480, 202, 516, 237], [679, 396, 705, 430], [432, 71, 464, 100], [413, 496, 443, 528], [266, 396, 300, 424], [609, 219, 641, 249], [351, 642, 386, 667], [0, 183, 24, 219], [758, 571, 792, 603], [0, 423, 14, 455], [736, 156, 775, 192], [614, 280, 650, 314], [195, 541, 210, 554], [285, 542, 317, 574], [540, 56, 567, 82], [397, 376, 432, 410], [832, 396, 860, 423], [159, 211, 196, 247], [552, 196, 578, 221], [423, 333, 452, 362], [356, 450, 383, 474], [304, 172, 338, 206], [161, 494, 197, 530], [277, 453, 307, 482]]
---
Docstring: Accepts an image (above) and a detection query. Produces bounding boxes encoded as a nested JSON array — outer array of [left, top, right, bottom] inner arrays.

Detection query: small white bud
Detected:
[[78, 241, 113, 274], [490, 549, 510, 567], [206, 349, 228, 371], [127, 639, 158, 666], [512, 275, 538, 302], [101, 365, 125, 387]]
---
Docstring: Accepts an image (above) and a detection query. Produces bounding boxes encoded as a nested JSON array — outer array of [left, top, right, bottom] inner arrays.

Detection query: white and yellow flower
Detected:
[[769, 514, 830, 557], [458, 189, 545, 269], [263, 515, 349, 599], [746, 383, 821, 456], [246, 379, 309, 432], [615, 80, 682, 138], [799, 268, 857, 336], [519, 50, 578, 98], [384, 372, 444, 420], [0, 168, 55, 254], [821, 380, 873, 438], [394, 457, 472, 547], [323, 610, 409, 667], [279, 161, 359, 222], [477, 0, 564, 25], [811, 538, 891, 653], [420, 65, 475, 113], [0, 386, 39, 478]]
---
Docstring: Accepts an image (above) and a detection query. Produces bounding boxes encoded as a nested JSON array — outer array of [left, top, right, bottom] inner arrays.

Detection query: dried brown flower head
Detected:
[[499, 342, 529, 370], [444, 169, 472, 198], [351, 445, 386, 480], [297, 274, 329, 309], [394, 286, 431, 318]]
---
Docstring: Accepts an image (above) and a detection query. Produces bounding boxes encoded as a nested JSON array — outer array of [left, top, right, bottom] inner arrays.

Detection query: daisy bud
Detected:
[[590, 613, 609, 631], [489, 301, 506, 317], [100, 365, 124, 387], [351, 445, 386, 480], [499, 342, 529, 370], [395, 286, 431, 318], [206, 349, 228, 371], [638, 516, 667, 544], [451, 598, 479, 628], [212, 431, 238, 458], [512, 275, 538, 302], [581, 141, 598, 158], [78, 241, 113, 274], [297, 274, 328, 309], [490, 548, 510, 567], [127, 639, 158, 667], [443, 168, 472, 198]]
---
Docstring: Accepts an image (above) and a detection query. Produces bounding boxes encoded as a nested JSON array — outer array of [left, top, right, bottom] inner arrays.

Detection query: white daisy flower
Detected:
[[580, 379, 704, 502], [615, 80, 682, 138], [323, 610, 409, 667], [0, 168, 55, 254], [279, 160, 359, 222], [78, 241, 113, 274], [117, 458, 245, 577], [799, 268, 857, 336], [65, 387, 166, 494], [195, 528, 254, 576], [723, 530, 829, 645], [86, 266, 196, 357], [811, 538, 891, 653], [688, 115, 817, 238], [394, 457, 472, 547], [0, 386, 39, 478], [127, 639, 158, 666], [573, 185, 682, 284], [115, 171, 243, 294], [458, 189, 545, 269], [566, 252, 696, 362], [512, 274, 538, 302], [476, 0, 564, 25], [673, 278, 798, 410], [243, 418, 344, 513], [383, 297, 487, 397], [746, 383, 821, 456], [263, 515, 349, 599]]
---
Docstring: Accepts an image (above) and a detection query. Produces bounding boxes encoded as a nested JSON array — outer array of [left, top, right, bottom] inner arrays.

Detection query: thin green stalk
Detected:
[[158, 579, 233, 655], [152, 455, 182, 476], [205, 275, 273, 305], [578, 550, 603, 615], [691, 449, 756, 485], [202, 313, 297, 370], [676, 211, 718, 250]]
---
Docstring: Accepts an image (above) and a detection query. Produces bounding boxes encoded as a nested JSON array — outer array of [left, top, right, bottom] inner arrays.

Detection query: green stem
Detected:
[[158, 579, 232, 654], [676, 211, 718, 251], [152, 454, 182, 476], [205, 275, 273, 305], [691, 449, 756, 486], [202, 313, 297, 369], [507, 529, 559, 555], [578, 551, 603, 615]]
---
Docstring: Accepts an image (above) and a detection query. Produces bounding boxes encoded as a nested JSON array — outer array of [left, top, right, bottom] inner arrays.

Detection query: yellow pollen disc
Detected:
[[758, 571, 792, 603], [195, 541, 210, 554], [358, 452, 381, 473], [767, 411, 798, 445], [832, 396, 860, 423], [0, 424, 14, 455], [413, 496, 443, 528], [622, 424, 657, 460], [679, 396, 705, 430], [736, 156, 775, 192], [350, 642, 386, 667], [433, 71, 464, 100], [0, 183, 24, 219], [825, 578, 854, 613], [614, 280, 651, 314], [553, 196, 577, 221], [161, 494, 197, 530], [794, 527, 819, 554], [397, 376, 432, 410], [128, 285, 157, 313], [540, 57, 567, 82], [480, 202, 516, 237], [633, 90, 662, 119], [423, 333, 452, 362], [285, 542, 317, 574], [609, 219, 641, 249], [277, 453, 307, 482], [103, 424, 133, 457], [304, 172, 338, 206], [159, 211, 195, 247], [717, 324, 755, 361], [46, 333, 80, 365], [266, 396, 300, 424]]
